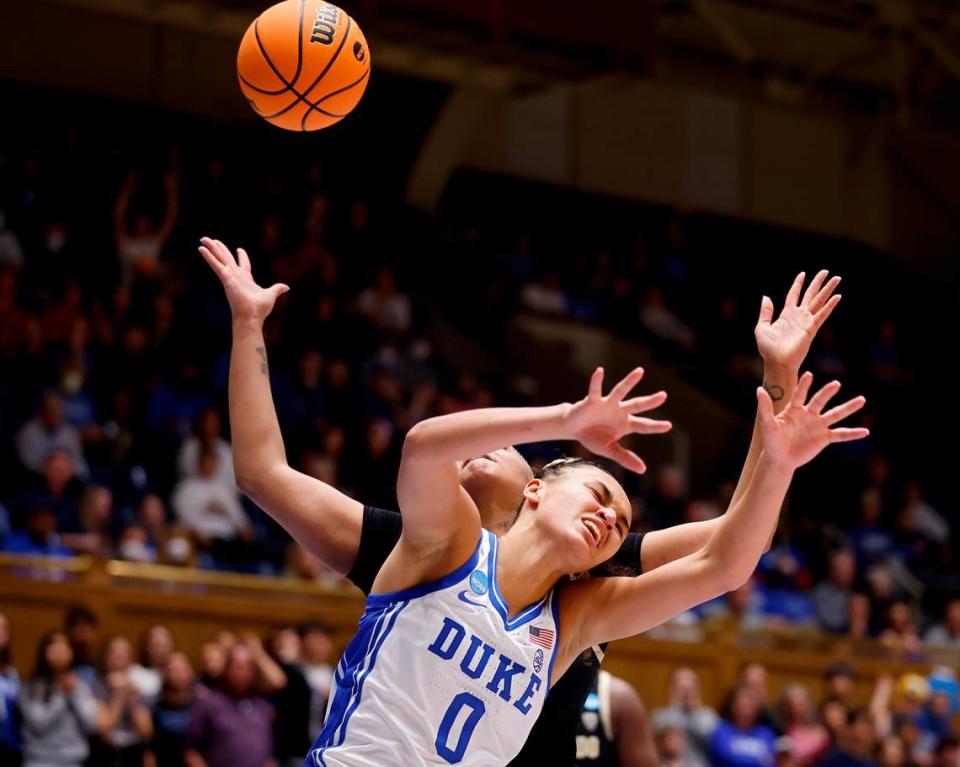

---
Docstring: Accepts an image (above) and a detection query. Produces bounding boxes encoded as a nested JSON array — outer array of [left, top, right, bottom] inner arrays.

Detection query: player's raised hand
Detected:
[[755, 270, 841, 372], [198, 237, 289, 323], [563, 367, 672, 474], [757, 371, 868, 470]]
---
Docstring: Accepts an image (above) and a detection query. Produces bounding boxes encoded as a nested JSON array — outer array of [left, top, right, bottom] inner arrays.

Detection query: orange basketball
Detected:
[[237, 0, 371, 131]]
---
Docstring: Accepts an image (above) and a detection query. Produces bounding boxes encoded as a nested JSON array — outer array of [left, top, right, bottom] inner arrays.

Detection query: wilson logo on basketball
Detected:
[[310, 3, 339, 44], [353, 42, 366, 62]]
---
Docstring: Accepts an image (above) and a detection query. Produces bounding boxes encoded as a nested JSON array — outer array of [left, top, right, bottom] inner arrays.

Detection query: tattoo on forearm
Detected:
[[763, 383, 785, 401], [255, 346, 268, 375]]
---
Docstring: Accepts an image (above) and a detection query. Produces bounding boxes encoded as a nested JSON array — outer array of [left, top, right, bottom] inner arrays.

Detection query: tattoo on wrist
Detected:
[[763, 383, 785, 402], [255, 346, 268, 375]]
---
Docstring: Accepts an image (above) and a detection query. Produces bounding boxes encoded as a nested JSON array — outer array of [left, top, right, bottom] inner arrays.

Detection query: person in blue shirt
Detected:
[[1, 506, 73, 558], [709, 684, 777, 767]]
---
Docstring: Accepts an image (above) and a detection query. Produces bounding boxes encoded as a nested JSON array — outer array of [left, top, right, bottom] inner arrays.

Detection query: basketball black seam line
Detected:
[[250, 12, 353, 121], [244, 8, 359, 126], [251, 17, 294, 95], [239, 0, 303, 96], [299, 14, 353, 126], [314, 67, 370, 106], [300, 68, 369, 129]]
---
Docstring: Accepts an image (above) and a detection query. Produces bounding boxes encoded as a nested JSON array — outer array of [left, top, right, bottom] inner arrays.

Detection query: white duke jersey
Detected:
[[307, 530, 561, 766]]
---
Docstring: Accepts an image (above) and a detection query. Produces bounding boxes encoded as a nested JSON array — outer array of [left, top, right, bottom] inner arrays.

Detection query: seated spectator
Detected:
[[779, 684, 830, 767], [640, 286, 695, 351], [652, 668, 719, 767], [19, 631, 99, 767], [819, 697, 850, 746], [824, 663, 858, 707], [820, 709, 878, 767], [879, 601, 923, 658], [89, 635, 154, 767], [520, 271, 569, 315], [657, 721, 697, 767], [149, 652, 196, 767], [185, 644, 275, 767], [13, 449, 84, 534], [61, 484, 113, 556], [15, 392, 88, 479], [708, 684, 777, 767], [356, 266, 411, 334], [739, 663, 782, 735], [901, 480, 948, 545], [2, 506, 73, 558], [171, 449, 254, 567], [924, 597, 960, 649], [814, 549, 857, 633], [177, 407, 235, 491], [129, 625, 176, 702], [0, 612, 21, 765], [700, 578, 769, 633], [63, 605, 100, 685], [849, 490, 896, 568]]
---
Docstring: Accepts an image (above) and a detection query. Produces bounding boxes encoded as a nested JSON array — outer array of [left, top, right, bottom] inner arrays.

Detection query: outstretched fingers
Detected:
[[812, 294, 841, 330], [800, 270, 829, 308], [199, 237, 230, 267], [785, 272, 806, 308], [604, 444, 647, 474], [621, 390, 667, 414], [791, 371, 814, 407], [588, 367, 605, 400], [198, 244, 228, 277], [608, 367, 646, 402], [806, 380, 842, 415], [237, 247, 252, 272], [829, 427, 871, 443], [628, 415, 673, 434], [823, 395, 866, 426], [808, 274, 841, 313]]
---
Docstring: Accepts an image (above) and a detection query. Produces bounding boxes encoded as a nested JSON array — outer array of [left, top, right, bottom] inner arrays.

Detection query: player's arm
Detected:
[[200, 237, 365, 575], [635, 271, 842, 573], [558, 375, 867, 668], [609, 676, 658, 767], [388, 369, 671, 581]]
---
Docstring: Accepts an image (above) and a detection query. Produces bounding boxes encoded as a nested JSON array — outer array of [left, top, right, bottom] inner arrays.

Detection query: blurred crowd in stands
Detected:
[[2, 607, 960, 767], [0, 89, 954, 660]]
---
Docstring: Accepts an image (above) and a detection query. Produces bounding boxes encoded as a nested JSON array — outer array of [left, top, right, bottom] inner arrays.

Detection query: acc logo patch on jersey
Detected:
[[468, 569, 488, 596], [533, 648, 544, 673]]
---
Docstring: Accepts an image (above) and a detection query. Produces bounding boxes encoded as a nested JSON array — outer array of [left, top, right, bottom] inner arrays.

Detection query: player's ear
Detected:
[[522, 478, 543, 508]]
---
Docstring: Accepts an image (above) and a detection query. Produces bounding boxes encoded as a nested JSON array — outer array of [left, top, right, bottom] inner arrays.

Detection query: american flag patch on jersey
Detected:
[[528, 625, 554, 650]]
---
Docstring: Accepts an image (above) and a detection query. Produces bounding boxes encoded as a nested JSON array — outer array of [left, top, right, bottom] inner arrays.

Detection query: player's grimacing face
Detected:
[[533, 465, 631, 570]]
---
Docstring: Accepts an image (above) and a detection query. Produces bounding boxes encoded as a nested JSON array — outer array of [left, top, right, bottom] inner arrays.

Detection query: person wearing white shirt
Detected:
[[171, 450, 251, 546]]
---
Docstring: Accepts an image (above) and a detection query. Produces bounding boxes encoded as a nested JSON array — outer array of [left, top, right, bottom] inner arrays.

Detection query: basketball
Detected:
[[237, 0, 370, 131]]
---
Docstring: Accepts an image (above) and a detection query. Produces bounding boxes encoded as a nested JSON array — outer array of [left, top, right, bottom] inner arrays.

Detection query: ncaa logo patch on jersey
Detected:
[[468, 569, 488, 596]]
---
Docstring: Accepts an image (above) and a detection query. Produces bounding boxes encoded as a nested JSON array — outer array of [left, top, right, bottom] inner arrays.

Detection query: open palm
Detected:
[[758, 372, 868, 469], [199, 237, 289, 322], [563, 367, 672, 474], [755, 270, 841, 371]]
